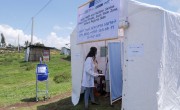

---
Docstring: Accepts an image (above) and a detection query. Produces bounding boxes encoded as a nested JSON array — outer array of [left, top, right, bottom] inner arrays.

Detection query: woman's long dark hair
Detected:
[[85, 47, 97, 60]]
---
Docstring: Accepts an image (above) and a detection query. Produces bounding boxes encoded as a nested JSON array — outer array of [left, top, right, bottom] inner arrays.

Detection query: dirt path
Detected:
[[0, 92, 71, 110]]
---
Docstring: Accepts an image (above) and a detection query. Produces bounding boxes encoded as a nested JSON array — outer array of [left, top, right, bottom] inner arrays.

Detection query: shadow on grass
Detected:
[[21, 97, 36, 102], [37, 94, 121, 110], [62, 55, 71, 61], [19, 61, 26, 63]]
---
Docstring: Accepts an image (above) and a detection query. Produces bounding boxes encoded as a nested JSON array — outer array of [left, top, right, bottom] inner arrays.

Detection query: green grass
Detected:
[[0, 51, 71, 107], [37, 95, 121, 110], [0, 51, 121, 110]]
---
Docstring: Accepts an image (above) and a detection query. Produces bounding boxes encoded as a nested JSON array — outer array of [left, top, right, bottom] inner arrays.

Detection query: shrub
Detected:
[[25, 63, 34, 71], [53, 73, 68, 83]]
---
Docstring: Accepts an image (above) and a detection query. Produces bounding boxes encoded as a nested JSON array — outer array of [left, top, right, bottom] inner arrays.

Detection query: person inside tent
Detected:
[[81, 47, 103, 110], [93, 56, 101, 97], [93, 56, 104, 96]]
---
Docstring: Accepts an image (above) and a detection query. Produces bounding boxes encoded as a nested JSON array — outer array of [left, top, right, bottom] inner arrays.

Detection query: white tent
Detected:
[[71, 0, 180, 110]]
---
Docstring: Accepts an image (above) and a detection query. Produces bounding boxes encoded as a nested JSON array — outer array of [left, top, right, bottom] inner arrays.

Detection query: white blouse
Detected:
[[81, 57, 99, 87]]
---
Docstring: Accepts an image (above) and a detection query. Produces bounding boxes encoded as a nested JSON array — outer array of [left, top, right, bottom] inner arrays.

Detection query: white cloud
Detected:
[[53, 25, 75, 32], [0, 25, 69, 49], [0, 24, 40, 46], [43, 32, 70, 49]]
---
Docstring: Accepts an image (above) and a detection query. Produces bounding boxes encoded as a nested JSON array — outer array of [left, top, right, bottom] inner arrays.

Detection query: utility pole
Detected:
[[31, 17, 34, 45], [18, 34, 20, 52]]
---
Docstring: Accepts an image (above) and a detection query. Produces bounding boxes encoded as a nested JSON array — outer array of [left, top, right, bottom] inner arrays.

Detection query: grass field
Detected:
[[0, 50, 71, 108], [0, 50, 121, 110]]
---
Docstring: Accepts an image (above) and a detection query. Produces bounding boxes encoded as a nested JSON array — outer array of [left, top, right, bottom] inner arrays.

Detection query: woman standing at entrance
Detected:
[[81, 47, 100, 110]]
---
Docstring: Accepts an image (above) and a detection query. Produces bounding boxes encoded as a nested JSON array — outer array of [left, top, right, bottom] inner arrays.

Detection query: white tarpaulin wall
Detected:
[[71, 28, 84, 105], [158, 10, 180, 110], [71, 27, 121, 105], [122, 1, 180, 110]]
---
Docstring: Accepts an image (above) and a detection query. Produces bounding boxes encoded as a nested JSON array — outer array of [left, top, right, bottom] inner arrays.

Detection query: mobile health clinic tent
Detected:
[[71, 0, 180, 110]]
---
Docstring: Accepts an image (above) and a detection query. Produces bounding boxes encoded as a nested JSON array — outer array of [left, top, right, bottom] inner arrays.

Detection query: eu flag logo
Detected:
[[89, 0, 95, 8]]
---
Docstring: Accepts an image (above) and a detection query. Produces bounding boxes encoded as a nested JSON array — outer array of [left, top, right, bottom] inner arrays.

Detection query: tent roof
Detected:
[[25, 45, 54, 49]]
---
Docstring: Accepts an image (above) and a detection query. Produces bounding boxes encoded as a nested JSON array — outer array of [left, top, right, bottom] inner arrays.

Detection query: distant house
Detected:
[[25, 45, 53, 62], [61, 47, 70, 56]]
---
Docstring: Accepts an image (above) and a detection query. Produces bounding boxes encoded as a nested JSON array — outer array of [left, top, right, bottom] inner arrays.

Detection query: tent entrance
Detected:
[[108, 42, 123, 104]]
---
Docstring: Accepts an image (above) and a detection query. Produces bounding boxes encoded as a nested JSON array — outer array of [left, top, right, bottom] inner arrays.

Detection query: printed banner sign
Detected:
[[128, 44, 144, 57], [77, 0, 120, 43]]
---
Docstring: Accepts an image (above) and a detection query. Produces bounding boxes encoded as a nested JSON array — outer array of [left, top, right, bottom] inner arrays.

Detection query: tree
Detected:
[[1, 33, 6, 47], [24, 40, 30, 47], [34, 42, 44, 47], [8, 43, 12, 47]]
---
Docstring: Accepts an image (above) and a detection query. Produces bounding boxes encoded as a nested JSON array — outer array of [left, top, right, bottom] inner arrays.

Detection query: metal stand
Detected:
[[36, 76, 48, 102], [35, 63, 49, 102]]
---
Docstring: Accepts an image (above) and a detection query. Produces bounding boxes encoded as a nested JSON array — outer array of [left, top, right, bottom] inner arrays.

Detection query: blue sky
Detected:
[[0, 0, 180, 49]]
